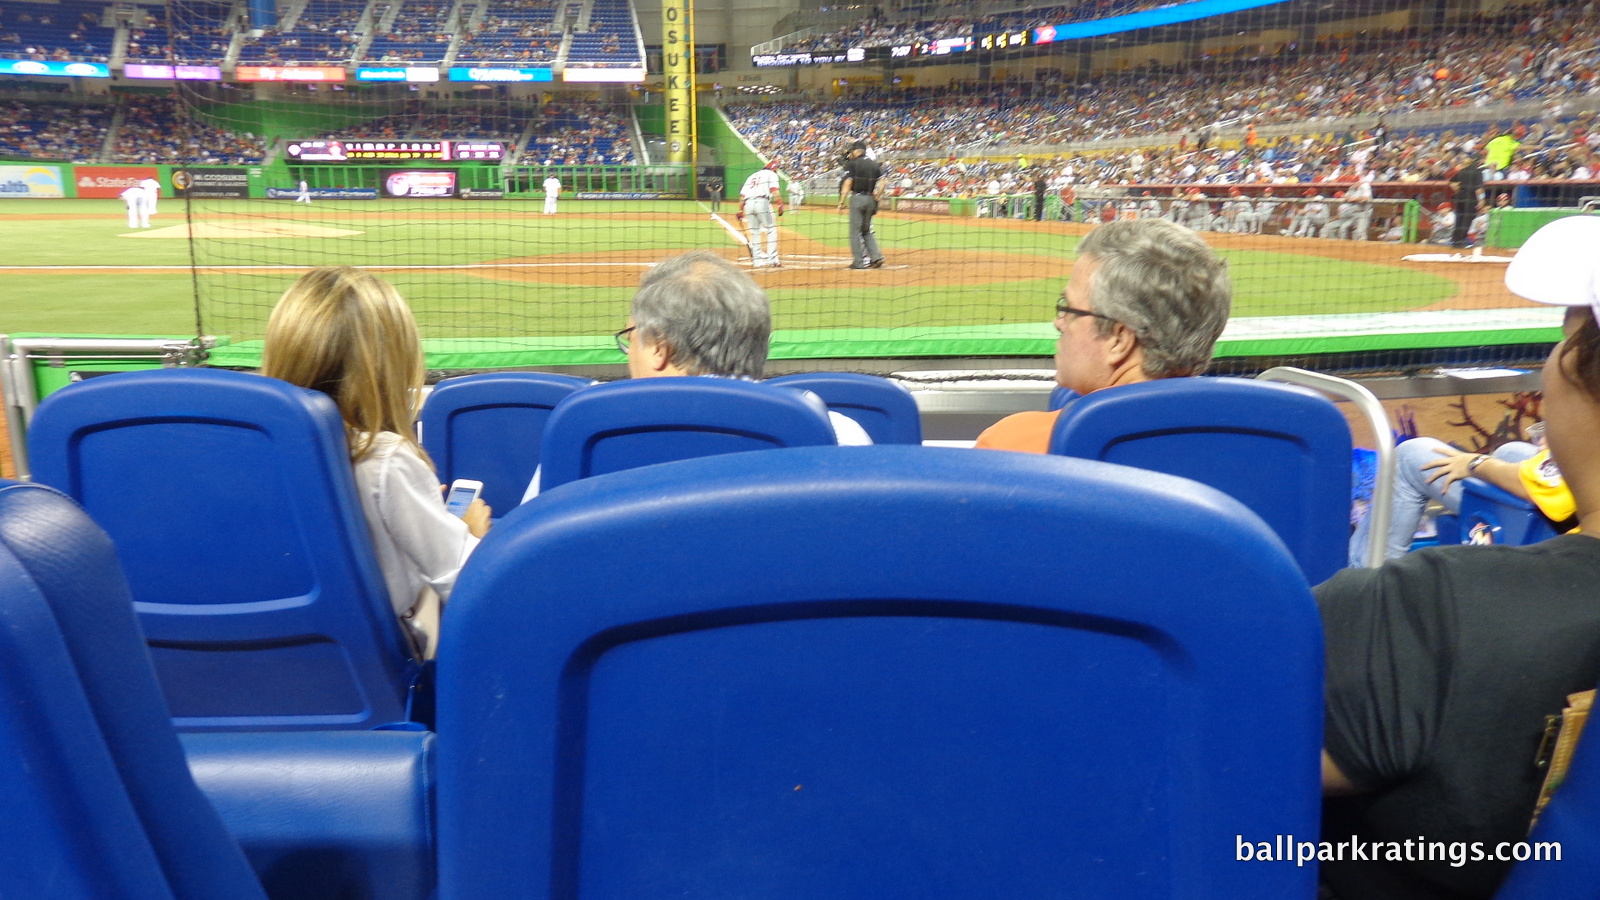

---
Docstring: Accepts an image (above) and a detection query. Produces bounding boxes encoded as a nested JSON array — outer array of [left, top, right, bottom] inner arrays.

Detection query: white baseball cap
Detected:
[[1504, 215, 1600, 326]]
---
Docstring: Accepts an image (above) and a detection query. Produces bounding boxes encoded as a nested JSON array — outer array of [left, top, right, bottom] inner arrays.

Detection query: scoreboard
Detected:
[[284, 139, 505, 162]]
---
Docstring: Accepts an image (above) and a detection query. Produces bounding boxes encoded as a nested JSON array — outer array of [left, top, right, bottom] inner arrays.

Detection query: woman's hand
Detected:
[[462, 499, 492, 538], [1420, 446, 1481, 492]]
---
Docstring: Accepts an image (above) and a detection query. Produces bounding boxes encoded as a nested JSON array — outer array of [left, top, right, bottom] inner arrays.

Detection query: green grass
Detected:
[[0, 198, 1461, 346]]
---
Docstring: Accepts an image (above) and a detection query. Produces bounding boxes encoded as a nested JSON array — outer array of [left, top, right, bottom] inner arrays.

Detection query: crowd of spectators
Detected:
[[729, 0, 1600, 185], [0, 98, 111, 161], [457, 0, 559, 65], [168, 0, 234, 63], [518, 100, 634, 165], [328, 104, 533, 140], [783, 0, 1215, 53], [362, 0, 454, 63], [0, 2, 114, 62], [107, 95, 265, 164]]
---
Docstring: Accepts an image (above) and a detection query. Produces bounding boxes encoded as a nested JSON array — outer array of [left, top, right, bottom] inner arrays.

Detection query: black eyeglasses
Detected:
[[614, 325, 636, 354], [1055, 302, 1119, 325]]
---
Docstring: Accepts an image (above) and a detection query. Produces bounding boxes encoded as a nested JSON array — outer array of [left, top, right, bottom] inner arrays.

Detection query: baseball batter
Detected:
[[740, 160, 783, 268]]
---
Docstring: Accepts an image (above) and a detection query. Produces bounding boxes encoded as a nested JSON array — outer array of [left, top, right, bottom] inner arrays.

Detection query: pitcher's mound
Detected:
[[121, 222, 364, 239]]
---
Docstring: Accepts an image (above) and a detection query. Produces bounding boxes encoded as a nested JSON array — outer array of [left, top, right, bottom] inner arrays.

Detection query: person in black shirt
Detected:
[[1033, 170, 1047, 221], [1318, 216, 1600, 900], [1449, 152, 1484, 248], [837, 140, 884, 269]]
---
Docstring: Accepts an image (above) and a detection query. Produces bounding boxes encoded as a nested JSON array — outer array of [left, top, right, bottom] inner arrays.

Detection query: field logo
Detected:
[[0, 165, 65, 198]]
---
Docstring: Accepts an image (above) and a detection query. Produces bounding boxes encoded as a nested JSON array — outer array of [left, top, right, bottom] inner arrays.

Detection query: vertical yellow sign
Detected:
[[662, 0, 693, 164]]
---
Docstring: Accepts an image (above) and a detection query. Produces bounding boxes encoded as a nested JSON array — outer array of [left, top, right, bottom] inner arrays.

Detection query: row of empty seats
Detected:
[[5, 365, 1593, 897], [19, 366, 1556, 735]]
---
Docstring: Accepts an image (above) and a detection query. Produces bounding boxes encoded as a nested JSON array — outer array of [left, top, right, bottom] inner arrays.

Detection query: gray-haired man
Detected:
[[975, 218, 1232, 453]]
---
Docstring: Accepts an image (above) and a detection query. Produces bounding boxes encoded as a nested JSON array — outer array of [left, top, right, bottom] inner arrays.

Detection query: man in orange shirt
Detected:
[[975, 217, 1232, 453]]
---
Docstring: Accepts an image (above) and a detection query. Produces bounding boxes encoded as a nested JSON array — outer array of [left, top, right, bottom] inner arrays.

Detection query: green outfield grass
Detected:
[[1, 198, 1461, 348]]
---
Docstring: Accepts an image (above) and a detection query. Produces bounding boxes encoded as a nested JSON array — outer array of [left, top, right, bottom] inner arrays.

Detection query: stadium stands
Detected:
[[455, 0, 560, 65], [519, 98, 634, 165], [0, 98, 112, 162], [362, 0, 454, 64], [0, 0, 115, 62], [109, 95, 266, 165], [235, 0, 364, 64]]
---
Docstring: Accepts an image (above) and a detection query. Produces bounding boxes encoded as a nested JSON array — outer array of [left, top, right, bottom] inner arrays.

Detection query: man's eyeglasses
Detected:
[[614, 325, 636, 354], [1055, 302, 1119, 325]]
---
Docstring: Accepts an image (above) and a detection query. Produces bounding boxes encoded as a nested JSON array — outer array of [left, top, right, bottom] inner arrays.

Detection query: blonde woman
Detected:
[[262, 267, 489, 656]]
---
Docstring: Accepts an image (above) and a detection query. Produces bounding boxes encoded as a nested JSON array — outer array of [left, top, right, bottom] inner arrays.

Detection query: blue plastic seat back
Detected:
[[767, 372, 923, 444], [436, 446, 1323, 900], [27, 368, 415, 731], [1496, 681, 1600, 898], [537, 376, 838, 492], [1458, 477, 1560, 547], [421, 372, 593, 515], [1048, 386, 1081, 410], [0, 479, 266, 900], [1050, 377, 1352, 584]]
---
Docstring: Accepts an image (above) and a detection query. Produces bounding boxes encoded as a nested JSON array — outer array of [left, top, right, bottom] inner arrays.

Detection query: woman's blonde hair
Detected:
[[261, 266, 427, 462]]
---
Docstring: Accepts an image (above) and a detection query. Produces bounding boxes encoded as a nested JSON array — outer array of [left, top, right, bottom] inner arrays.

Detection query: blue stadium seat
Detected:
[[0, 478, 265, 899], [1456, 477, 1561, 548], [1496, 685, 1600, 898], [435, 445, 1323, 900], [1050, 377, 1352, 585], [27, 368, 420, 731], [421, 372, 593, 516], [767, 372, 923, 444], [1048, 386, 1081, 411], [537, 376, 837, 492], [0, 479, 437, 900]]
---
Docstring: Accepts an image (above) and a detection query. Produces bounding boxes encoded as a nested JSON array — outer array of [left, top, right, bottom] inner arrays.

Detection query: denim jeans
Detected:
[[1349, 438, 1539, 566]]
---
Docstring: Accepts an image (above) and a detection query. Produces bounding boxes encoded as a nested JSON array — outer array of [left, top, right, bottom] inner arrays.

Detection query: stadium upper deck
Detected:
[[0, 0, 642, 69]]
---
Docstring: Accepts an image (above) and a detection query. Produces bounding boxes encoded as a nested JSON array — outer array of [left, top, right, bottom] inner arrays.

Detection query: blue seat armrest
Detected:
[[182, 730, 435, 900]]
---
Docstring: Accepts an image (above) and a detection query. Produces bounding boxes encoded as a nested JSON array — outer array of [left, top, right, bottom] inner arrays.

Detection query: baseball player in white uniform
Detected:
[[138, 176, 161, 217], [739, 160, 783, 268], [120, 184, 150, 228], [787, 178, 805, 211], [1346, 177, 1375, 240], [542, 173, 560, 215], [296, 180, 312, 204]]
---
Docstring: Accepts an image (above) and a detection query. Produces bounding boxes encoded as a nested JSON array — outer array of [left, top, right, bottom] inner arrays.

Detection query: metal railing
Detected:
[[1257, 366, 1392, 569]]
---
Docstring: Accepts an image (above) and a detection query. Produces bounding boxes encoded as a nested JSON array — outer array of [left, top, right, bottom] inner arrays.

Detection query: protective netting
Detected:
[[154, 0, 1596, 367]]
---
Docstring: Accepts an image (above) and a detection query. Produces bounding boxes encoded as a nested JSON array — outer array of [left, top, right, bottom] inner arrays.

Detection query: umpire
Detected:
[[837, 140, 885, 269]]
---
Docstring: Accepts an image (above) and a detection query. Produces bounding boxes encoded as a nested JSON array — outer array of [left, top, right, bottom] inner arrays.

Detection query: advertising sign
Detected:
[[381, 170, 457, 198], [74, 166, 159, 199], [235, 65, 346, 82], [174, 167, 249, 199], [355, 66, 440, 82], [562, 67, 646, 83], [124, 64, 223, 79], [0, 59, 110, 77], [447, 67, 552, 82], [0, 165, 65, 198], [266, 187, 378, 199]]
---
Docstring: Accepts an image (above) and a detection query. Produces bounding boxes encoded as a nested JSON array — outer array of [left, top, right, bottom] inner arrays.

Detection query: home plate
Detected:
[[121, 222, 365, 239]]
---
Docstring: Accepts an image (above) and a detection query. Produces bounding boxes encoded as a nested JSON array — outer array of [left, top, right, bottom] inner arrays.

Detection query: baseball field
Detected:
[[0, 197, 1540, 365]]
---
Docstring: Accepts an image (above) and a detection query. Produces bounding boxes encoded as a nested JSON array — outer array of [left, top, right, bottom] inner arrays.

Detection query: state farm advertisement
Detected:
[[75, 166, 159, 198]]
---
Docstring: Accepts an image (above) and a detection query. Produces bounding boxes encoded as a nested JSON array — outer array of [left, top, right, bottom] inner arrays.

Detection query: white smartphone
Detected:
[[444, 479, 483, 518]]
